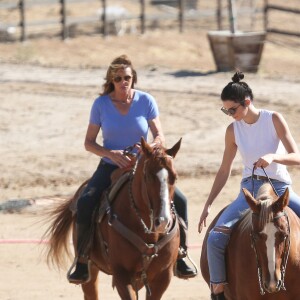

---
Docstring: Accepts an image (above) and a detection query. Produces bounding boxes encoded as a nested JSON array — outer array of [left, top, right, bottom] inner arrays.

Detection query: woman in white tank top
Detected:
[[198, 71, 300, 300]]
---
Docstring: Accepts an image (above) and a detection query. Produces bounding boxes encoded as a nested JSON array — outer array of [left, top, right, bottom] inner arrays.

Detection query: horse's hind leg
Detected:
[[81, 264, 99, 300]]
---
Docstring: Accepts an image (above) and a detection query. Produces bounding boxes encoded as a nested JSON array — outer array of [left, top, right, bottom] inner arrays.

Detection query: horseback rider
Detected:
[[68, 54, 197, 284]]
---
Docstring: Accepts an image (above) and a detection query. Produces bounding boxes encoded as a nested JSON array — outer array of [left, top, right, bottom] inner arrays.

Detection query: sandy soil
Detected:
[[0, 3, 300, 299]]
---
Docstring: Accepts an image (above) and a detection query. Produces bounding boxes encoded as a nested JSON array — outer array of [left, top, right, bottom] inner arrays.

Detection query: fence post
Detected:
[[60, 0, 67, 40], [264, 0, 268, 32], [217, 0, 222, 30], [228, 0, 237, 33], [140, 0, 145, 34], [19, 0, 26, 42], [178, 0, 184, 33], [250, 0, 256, 30], [101, 0, 107, 37]]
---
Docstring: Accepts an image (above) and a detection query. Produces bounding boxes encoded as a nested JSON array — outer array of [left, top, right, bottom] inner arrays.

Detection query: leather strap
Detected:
[[108, 213, 178, 257], [251, 166, 279, 197]]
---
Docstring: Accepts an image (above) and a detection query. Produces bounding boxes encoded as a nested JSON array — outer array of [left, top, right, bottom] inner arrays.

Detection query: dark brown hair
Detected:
[[221, 71, 254, 104]]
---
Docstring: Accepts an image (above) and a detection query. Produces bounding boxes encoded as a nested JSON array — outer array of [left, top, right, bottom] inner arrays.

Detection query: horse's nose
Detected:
[[154, 217, 169, 233], [263, 280, 279, 293]]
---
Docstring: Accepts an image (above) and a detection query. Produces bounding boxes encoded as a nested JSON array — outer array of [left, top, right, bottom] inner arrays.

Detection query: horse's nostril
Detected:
[[155, 219, 161, 227]]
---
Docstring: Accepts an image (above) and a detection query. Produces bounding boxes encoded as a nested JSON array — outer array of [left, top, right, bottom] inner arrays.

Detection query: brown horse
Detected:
[[43, 137, 181, 300], [201, 183, 300, 300]]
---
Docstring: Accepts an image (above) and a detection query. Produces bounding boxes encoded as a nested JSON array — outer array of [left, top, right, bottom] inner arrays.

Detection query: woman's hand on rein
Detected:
[[253, 154, 274, 169], [109, 150, 133, 168]]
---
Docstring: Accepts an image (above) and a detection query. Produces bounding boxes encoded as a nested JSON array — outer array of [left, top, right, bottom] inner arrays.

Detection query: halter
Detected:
[[250, 210, 291, 295]]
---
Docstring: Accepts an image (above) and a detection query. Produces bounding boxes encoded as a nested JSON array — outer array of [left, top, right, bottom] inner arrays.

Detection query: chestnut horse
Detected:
[[44, 137, 181, 300], [201, 183, 300, 300]]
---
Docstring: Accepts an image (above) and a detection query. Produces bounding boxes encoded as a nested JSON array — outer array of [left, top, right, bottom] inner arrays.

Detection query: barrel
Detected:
[[207, 30, 266, 73]]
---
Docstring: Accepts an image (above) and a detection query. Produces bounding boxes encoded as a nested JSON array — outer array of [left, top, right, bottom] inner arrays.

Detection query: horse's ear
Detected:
[[273, 187, 289, 213], [242, 188, 260, 213], [165, 138, 182, 158], [140, 136, 153, 157]]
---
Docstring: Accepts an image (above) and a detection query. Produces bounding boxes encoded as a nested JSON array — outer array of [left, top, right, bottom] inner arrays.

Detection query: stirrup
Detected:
[[67, 257, 91, 285], [174, 251, 198, 279], [185, 251, 198, 275], [178, 247, 187, 259]]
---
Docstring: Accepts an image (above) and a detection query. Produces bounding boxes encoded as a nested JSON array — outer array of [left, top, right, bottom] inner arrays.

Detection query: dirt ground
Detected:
[[0, 3, 300, 299]]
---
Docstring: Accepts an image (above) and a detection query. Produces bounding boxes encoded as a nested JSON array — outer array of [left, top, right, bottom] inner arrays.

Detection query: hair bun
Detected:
[[232, 71, 244, 83]]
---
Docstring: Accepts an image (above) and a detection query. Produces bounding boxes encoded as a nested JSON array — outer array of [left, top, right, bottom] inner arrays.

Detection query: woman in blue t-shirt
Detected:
[[68, 54, 197, 284]]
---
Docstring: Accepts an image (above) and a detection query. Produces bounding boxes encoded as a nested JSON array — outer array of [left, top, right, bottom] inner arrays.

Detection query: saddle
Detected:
[[68, 169, 131, 218]]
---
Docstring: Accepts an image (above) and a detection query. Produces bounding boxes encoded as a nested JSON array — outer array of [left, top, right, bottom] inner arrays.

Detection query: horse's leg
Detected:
[[81, 264, 99, 300], [146, 267, 173, 300], [113, 269, 137, 300]]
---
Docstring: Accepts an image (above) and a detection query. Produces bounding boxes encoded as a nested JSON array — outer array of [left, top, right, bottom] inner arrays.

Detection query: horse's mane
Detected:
[[152, 144, 166, 159], [256, 184, 274, 230], [238, 184, 275, 234]]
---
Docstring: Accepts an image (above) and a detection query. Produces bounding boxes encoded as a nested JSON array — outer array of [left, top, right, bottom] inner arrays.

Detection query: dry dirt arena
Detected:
[[0, 22, 300, 300]]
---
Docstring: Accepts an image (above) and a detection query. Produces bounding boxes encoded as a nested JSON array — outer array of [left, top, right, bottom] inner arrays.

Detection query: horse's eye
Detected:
[[281, 232, 289, 240]]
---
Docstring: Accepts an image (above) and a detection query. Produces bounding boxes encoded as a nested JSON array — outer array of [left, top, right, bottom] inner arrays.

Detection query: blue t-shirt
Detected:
[[89, 89, 159, 164]]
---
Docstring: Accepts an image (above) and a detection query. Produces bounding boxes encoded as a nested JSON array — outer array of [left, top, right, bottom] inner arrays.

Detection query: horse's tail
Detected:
[[42, 179, 89, 269]]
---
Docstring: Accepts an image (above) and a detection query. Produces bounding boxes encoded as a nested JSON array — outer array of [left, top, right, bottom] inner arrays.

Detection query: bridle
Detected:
[[128, 150, 175, 234], [250, 209, 291, 295], [250, 166, 291, 295]]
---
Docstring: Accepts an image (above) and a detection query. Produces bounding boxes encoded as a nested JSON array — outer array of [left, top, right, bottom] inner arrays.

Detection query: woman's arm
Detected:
[[198, 124, 237, 233], [148, 116, 165, 146], [254, 112, 300, 168], [84, 123, 132, 168]]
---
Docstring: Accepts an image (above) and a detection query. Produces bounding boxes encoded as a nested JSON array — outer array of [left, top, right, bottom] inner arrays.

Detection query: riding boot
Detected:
[[211, 292, 226, 300], [67, 223, 91, 284], [175, 219, 198, 279]]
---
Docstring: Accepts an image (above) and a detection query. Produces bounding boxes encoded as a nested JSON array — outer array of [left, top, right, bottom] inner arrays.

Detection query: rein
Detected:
[[251, 166, 279, 197], [250, 211, 291, 295]]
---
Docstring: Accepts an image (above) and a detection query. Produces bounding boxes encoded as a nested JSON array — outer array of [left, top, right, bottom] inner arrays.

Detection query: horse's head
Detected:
[[136, 137, 181, 234], [242, 183, 290, 294]]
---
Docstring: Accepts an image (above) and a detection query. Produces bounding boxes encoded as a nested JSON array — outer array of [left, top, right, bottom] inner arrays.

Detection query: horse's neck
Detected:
[[287, 207, 300, 235], [236, 210, 252, 235]]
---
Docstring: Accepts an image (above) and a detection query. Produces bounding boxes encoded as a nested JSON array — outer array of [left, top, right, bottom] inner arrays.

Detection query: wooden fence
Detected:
[[0, 0, 299, 42], [0, 0, 191, 41], [263, 0, 300, 37]]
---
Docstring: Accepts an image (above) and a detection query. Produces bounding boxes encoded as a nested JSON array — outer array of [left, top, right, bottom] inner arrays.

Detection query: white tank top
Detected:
[[233, 109, 291, 184]]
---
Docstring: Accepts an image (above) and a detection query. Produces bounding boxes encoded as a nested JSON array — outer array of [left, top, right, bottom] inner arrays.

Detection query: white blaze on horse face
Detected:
[[264, 222, 278, 290], [156, 169, 172, 227]]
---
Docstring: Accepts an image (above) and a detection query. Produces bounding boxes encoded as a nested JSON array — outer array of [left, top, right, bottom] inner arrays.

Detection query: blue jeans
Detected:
[[207, 177, 300, 284], [77, 160, 118, 225]]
